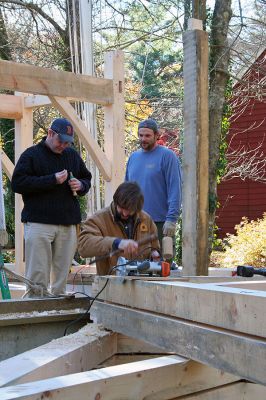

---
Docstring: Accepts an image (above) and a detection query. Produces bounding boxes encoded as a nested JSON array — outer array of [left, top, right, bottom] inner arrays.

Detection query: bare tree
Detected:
[[0, 0, 71, 70], [208, 0, 233, 248]]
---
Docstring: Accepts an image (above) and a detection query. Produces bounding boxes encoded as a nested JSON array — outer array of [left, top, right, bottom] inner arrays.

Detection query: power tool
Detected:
[[115, 257, 170, 277], [237, 265, 266, 278]]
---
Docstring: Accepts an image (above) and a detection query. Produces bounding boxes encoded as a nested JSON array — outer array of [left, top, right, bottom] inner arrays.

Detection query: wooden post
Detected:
[[104, 51, 125, 205], [14, 94, 33, 275], [182, 19, 209, 275]]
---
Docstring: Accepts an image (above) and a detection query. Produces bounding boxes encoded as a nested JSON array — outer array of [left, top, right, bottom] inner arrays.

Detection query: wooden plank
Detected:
[[97, 277, 266, 337], [117, 334, 171, 354], [0, 94, 22, 119], [217, 281, 266, 291], [0, 297, 90, 315], [0, 152, 6, 236], [1, 151, 14, 180], [24, 94, 51, 108], [104, 50, 125, 204], [14, 98, 33, 275], [50, 96, 111, 181], [0, 60, 113, 105], [95, 301, 266, 385], [0, 324, 116, 387], [182, 28, 209, 275], [0, 355, 239, 400], [174, 382, 266, 399]]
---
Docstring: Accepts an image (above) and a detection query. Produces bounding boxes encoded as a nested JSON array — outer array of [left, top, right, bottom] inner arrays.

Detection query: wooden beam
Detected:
[[98, 277, 266, 337], [95, 301, 266, 385], [14, 97, 33, 275], [0, 324, 116, 387], [1, 151, 14, 180], [0, 356, 185, 399], [50, 96, 112, 181], [24, 94, 51, 108], [0, 94, 23, 119], [182, 27, 209, 275], [0, 297, 89, 315], [0, 60, 113, 105], [0, 355, 240, 400], [174, 382, 266, 399], [117, 334, 171, 354], [216, 281, 266, 291], [104, 50, 125, 204], [188, 18, 203, 30]]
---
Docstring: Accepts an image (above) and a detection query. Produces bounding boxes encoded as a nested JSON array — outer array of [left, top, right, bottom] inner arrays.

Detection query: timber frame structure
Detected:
[[0, 50, 125, 275], [0, 20, 265, 399]]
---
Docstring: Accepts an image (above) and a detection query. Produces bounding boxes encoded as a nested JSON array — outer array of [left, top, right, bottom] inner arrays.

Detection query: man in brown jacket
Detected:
[[78, 182, 160, 275]]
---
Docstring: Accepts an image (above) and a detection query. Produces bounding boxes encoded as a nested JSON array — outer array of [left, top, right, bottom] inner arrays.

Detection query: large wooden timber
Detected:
[[182, 21, 209, 275], [0, 324, 116, 387], [97, 277, 266, 336], [0, 323, 264, 399], [0, 94, 22, 119], [0, 60, 113, 105], [14, 96, 33, 274], [94, 277, 266, 385], [1, 150, 14, 181], [50, 96, 111, 181], [0, 356, 240, 400], [104, 50, 125, 204], [95, 301, 266, 386], [0, 297, 91, 361]]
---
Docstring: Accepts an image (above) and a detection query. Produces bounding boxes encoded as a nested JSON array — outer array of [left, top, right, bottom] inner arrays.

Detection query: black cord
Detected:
[[63, 262, 132, 336], [63, 248, 160, 336], [63, 279, 110, 336]]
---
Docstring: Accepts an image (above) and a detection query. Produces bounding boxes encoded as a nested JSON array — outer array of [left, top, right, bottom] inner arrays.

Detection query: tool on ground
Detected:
[[69, 171, 77, 196], [89, 233, 158, 265], [2, 264, 74, 298], [237, 265, 266, 278], [116, 257, 170, 277]]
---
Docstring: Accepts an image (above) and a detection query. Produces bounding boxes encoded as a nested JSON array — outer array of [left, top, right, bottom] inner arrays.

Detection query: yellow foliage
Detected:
[[221, 213, 266, 267], [125, 78, 153, 139]]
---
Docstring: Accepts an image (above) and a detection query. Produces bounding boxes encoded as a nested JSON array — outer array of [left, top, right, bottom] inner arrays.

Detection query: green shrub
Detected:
[[221, 213, 266, 268]]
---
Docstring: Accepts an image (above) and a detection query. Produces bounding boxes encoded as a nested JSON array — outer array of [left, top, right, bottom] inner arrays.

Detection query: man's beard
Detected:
[[140, 141, 155, 151]]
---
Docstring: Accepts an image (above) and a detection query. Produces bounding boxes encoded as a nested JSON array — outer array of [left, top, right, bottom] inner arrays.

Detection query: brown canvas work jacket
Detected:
[[78, 202, 159, 275]]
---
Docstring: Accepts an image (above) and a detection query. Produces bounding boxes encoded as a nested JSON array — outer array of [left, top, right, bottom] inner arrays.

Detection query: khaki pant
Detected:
[[24, 223, 77, 297]]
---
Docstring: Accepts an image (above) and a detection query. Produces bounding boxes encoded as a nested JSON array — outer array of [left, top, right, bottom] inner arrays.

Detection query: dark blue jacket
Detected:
[[11, 139, 91, 225]]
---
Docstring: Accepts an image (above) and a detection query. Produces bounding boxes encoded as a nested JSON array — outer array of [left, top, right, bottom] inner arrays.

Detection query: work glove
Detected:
[[163, 221, 176, 237]]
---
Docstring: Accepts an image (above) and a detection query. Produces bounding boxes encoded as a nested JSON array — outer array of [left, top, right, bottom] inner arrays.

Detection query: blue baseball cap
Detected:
[[50, 118, 74, 143], [138, 119, 159, 134]]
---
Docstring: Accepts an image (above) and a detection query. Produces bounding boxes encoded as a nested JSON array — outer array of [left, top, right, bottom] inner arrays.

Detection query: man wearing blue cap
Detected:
[[12, 118, 92, 297], [125, 118, 182, 260]]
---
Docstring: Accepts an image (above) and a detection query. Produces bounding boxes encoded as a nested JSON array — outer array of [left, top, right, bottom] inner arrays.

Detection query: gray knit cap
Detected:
[[138, 119, 159, 134]]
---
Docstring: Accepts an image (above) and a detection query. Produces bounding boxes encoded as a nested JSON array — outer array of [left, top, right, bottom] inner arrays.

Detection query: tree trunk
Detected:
[[0, 7, 11, 60], [208, 0, 232, 251]]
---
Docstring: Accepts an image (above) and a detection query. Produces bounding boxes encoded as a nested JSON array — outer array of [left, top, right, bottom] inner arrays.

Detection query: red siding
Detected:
[[217, 50, 266, 238]]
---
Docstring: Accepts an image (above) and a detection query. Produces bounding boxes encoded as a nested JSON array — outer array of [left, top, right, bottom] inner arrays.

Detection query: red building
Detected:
[[217, 50, 266, 238]]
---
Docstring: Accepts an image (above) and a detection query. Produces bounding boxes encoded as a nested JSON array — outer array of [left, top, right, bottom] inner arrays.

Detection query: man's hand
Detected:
[[55, 169, 68, 184], [151, 250, 161, 261], [163, 221, 176, 236], [68, 177, 83, 192], [118, 239, 139, 259]]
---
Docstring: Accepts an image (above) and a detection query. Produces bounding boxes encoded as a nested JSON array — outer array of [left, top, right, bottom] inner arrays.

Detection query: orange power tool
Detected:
[[116, 258, 171, 277]]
